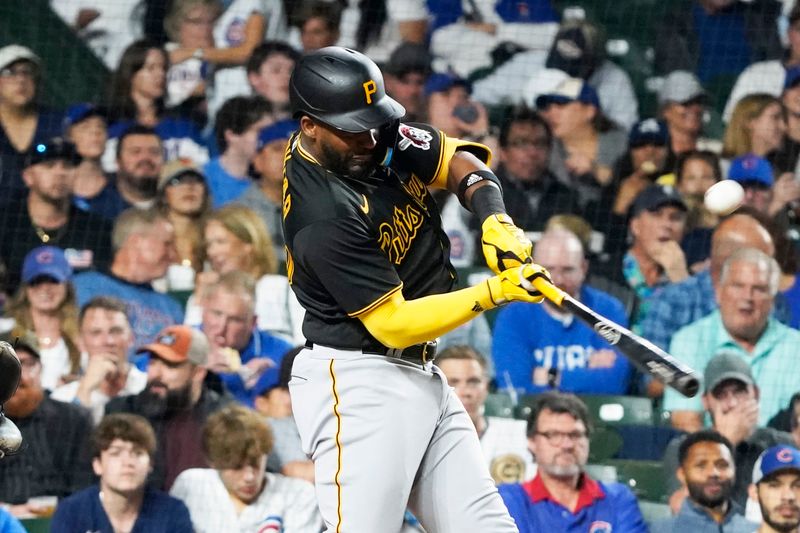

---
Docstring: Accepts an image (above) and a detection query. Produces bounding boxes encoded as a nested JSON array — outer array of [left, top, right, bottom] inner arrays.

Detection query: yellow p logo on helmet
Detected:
[[362, 80, 377, 104]]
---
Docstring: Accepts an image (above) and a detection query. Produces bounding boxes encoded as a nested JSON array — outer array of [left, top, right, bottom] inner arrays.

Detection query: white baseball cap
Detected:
[[658, 70, 707, 106], [0, 45, 40, 72]]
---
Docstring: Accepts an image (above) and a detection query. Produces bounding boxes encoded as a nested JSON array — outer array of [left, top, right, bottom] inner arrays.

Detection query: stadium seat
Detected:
[[638, 501, 672, 526], [485, 392, 515, 418], [588, 424, 623, 462], [580, 394, 654, 425], [20, 517, 51, 533], [605, 459, 668, 503]]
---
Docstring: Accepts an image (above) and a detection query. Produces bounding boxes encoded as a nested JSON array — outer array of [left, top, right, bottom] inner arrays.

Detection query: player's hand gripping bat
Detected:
[[523, 275, 700, 398]]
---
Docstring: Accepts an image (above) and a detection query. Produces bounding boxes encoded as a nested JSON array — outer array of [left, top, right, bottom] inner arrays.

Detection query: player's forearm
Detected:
[[359, 283, 498, 348]]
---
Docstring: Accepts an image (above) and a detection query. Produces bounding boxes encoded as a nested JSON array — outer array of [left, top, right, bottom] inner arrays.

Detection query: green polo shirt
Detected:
[[664, 310, 800, 426]]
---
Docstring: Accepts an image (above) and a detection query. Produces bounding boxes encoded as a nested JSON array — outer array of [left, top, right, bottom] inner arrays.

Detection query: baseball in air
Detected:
[[704, 180, 745, 216]]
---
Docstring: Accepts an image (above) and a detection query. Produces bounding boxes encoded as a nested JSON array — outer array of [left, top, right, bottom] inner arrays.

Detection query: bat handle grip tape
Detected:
[[531, 276, 566, 306]]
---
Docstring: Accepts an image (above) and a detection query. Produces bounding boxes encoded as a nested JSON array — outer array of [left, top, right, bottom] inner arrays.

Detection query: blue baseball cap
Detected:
[[257, 120, 299, 151], [629, 118, 669, 147], [424, 72, 471, 96], [62, 103, 105, 131], [535, 77, 601, 110], [785, 66, 800, 91], [21, 246, 73, 284], [728, 154, 774, 188], [753, 445, 800, 483]]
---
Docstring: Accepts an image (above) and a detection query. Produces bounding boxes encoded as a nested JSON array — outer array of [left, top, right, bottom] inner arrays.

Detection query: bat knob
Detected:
[[675, 374, 701, 398]]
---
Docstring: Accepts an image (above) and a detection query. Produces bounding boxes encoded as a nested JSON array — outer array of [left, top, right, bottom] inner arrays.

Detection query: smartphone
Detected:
[[453, 103, 479, 124]]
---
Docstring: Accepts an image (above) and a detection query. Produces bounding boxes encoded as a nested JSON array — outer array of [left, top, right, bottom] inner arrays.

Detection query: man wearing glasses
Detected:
[[498, 391, 648, 533]]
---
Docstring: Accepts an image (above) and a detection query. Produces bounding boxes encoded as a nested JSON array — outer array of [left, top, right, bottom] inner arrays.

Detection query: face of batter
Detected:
[[217, 454, 268, 505], [299, 116, 381, 180]]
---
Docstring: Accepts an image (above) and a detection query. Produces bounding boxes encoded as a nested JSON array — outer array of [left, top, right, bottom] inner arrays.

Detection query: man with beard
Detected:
[[85, 125, 165, 219], [105, 325, 230, 490], [73, 207, 183, 346], [652, 429, 757, 532], [0, 337, 94, 516], [0, 136, 113, 292], [751, 445, 800, 533], [498, 391, 647, 532]]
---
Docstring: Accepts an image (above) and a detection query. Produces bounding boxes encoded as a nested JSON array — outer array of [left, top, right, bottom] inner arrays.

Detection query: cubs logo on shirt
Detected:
[[589, 520, 613, 533], [225, 17, 246, 45], [257, 515, 283, 532]]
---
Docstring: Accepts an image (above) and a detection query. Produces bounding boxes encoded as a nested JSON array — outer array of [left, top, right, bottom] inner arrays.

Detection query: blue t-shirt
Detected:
[[203, 158, 252, 208], [74, 271, 185, 347], [492, 285, 633, 394], [0, 508, 24, 533], [213, 329, 293, 407], [73, 179, 131, 220], [693, 2, 753, 82], [498, 476, 648, 533], [52, 485, 193, 533], [782, 274, 800, 329]]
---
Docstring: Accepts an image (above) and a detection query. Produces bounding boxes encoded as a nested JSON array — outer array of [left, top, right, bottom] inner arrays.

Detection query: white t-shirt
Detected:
[[480, 416, 537, 483], [337, 0, 429, 64], [50, 366, 147, 424], [208, 0, 288, 119], [170, 469, 322, 533], [39, 338, 71, 392]]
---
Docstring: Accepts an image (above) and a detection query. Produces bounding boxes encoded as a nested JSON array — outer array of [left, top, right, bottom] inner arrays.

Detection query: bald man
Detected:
[[492, 229, 634, 394]]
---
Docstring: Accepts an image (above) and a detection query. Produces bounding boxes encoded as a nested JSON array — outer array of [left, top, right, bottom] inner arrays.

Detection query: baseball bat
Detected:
[[529, 276, 700, 398]]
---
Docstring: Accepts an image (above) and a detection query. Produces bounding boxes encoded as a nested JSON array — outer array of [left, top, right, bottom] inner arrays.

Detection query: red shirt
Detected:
[[522, 472, 606, 513]]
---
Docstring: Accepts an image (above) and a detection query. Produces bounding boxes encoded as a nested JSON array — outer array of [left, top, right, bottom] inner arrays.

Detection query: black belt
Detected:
[[305, 340, 437, 365]]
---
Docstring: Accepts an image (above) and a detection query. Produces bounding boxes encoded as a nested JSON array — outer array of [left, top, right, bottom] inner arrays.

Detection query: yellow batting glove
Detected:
[[486, 263, 551, 306], [481, 214, 533, 274]]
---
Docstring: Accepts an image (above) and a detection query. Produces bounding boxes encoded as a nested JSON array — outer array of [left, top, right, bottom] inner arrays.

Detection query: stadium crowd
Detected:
[[1, 0, 800, 531]]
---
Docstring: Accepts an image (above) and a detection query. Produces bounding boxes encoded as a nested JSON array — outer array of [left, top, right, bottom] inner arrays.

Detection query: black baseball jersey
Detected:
[[282, 123, 490, 350]]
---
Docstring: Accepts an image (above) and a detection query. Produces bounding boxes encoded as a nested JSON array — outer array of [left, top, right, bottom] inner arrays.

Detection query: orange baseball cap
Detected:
[[137, 325, 209, 366]]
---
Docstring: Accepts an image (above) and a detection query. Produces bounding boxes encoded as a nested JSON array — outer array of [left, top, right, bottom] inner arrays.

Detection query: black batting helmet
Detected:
[[290, 46, 405, 133]]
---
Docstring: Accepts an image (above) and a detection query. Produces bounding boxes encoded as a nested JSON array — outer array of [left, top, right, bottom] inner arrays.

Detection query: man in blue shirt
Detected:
[[493, 228, 633, 394], [652, 429, 757, 533], [52, 413, 192, 533], [200, 271, 292, 407], [498, 391, 647, 533]]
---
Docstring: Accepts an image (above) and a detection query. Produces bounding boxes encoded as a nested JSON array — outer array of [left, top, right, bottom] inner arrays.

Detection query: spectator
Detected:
[[3, 246, 80, 390], [727, 154, 799, 218], [536, 77, 627, 210], [238, 119, 298, 261], [498, 392, 647, 532], [768, 393, 800, 449], [724, 3, 800, 122], [611, 119, 672, 218], [723, 94, 786, 165], [425, 72, 494, 144], [245, 41, 300, 121], [383, 42, 432, 123], [196, 0, 289, 119], [162, 0, 220, 129], [750, 445, 800, 533], [640, 211, 778, 352], [652, 430, 757, 533], [0, 509, 22, 533], [436, 345, 535, 483], [429, 0, 558, 80], [297, 1, 342, 52], [49, 0, 145, 69], [187, 204, 304, 344], [0, 45, 63, 197], [493, 229, 633, 395], [654, 0, 782, 83], [104, 40, 208, 171], [155, 158, 211, 286], [662, 353, 794, 509], [664, 248, 800, 431], [171, 404, 321, 531], [106, 325, 230, 490], [0, 137, 113, 290], [62, 103, 112, 214], [621, 184, 689, 329], [673, 150, 723, 235], [657, 71, 719, 163], [204, 95, 272, 208], [254, 348, 314, 483], [50, 297, 147, 424], [73, 208, 183, 346], [772, 67, 800, 174], [52, 413, 193, 533], [543, 19, 639, 130], [200, 271, 292, 407], [337, 0, 429, 64], [0, 337, 93, 514]]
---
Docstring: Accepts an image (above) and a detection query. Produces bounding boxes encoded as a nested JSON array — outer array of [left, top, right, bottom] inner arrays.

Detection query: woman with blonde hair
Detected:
[[3, 247, 81, 390], [185, 204, 303, 343], [722, 93, 785, 160]]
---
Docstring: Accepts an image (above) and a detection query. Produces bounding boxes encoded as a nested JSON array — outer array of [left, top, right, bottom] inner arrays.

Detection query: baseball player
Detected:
[[284, 46, 549, 533], [0, 341, 22, 458]]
